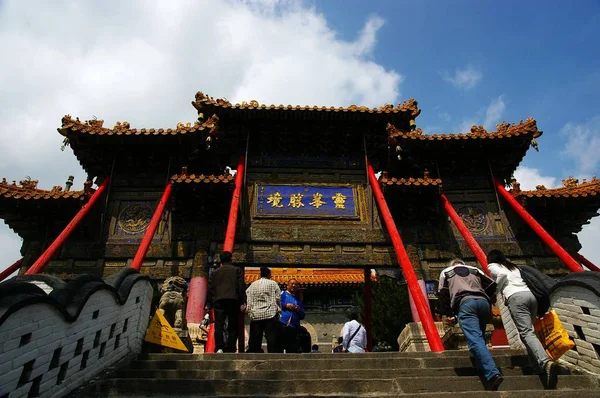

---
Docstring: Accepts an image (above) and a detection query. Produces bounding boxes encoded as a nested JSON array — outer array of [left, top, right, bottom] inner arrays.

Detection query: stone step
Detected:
[[129, 354, 532, 371], [138, 349, 527, 361], [116, 365, 542, 379], [84, 375, 600, 396]]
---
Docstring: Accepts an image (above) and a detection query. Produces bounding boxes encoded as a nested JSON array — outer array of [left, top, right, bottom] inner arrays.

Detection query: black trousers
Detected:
[[248, 316, 280, 353], [213, 299, 239, 352], [280, 324, 299, 353]]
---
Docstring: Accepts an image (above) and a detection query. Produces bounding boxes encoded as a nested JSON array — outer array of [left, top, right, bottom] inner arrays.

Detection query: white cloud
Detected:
[[560, 115, 600, 177], [457, 95, 506, 132], [0, 0, 402, 275], [483, 95, 505, 130], [441, 65, 482, 90], [513, 166, 559, 190]]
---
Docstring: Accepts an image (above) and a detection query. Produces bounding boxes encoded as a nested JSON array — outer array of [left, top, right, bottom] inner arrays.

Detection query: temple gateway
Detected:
[[2, 91, 599, 351]]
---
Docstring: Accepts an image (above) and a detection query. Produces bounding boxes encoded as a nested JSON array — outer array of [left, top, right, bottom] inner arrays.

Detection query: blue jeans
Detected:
[[457, 298, 500, 381]]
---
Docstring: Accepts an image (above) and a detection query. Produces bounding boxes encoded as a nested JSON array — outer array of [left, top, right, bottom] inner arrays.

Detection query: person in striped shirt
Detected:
[[246, 267, 281, 353]]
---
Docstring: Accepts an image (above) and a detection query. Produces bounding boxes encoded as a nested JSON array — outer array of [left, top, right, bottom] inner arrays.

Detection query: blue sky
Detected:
[[0, 0, 599, 272], [317, 0, 600, 179]]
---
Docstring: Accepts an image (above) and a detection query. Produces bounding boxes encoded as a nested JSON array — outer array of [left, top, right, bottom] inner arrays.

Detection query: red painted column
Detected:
[[186, 274, 208, 344], [441, 193, 490, 276], [363, 268, 373, 351], [0, 258, 23, 282], [205, 309, 216, 353], [131, 182, 173, 271], [26, 177, 111, 275], [223, 157, 246, 352], [577, 253, 600, 272], [368, 163, 444, 352], [223, 156, 245, 253], [494, 179, 583, 273]]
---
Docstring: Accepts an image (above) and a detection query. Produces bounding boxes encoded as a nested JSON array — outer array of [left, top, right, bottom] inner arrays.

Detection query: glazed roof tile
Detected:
[[192, 91, 421, 118], [379, 176, 442, 187], [388, 118, 542, 141], [58, 114, 219, 137], [0, 179, 90, 200], [170, 173, 234, 184], [244, 268, 376, 286], [513, 176, 600, 198]]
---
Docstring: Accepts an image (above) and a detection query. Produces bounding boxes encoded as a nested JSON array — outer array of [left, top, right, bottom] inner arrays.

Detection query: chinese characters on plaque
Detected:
[[256, 185, 358, 219]]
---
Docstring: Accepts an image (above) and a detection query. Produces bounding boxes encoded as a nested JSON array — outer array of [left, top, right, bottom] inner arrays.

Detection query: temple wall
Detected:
[[0, 271, 153, 397]]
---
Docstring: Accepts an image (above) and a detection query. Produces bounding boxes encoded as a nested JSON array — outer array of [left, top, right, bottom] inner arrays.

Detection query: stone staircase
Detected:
[[74, 350, 600, 397]]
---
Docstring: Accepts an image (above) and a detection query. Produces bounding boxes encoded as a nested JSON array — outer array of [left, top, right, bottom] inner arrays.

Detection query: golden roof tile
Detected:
[[514, 176, 600, 198], [192, 91, 421, 118], [244, 268, 376, 285], [388, 118, 542, 141], [58, 114, 219, 137], [379, 176, 442, 186], [170, 173, 234, 184], [0, 178, 90, 200]]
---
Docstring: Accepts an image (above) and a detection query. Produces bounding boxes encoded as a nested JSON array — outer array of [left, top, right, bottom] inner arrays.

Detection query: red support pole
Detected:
[[223, 156, 245, 253], [131, 182, 173, 271], [367, 163, 444, 352], [26, 177, 111, 275], [0, 258, 23, 282], [577, 253, 600, 273], [363, 268, 373, 351], [493, 179, 583, 273], [205, 309, 216, 353], [441, 193, 490, 276]]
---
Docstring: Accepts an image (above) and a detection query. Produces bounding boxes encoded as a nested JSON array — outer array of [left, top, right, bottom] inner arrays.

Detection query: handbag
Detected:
[[534, 309, 575, 360]]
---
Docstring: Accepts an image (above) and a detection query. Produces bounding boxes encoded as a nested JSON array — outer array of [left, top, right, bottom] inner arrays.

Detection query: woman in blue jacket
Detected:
[[279, 278, 305, 353]]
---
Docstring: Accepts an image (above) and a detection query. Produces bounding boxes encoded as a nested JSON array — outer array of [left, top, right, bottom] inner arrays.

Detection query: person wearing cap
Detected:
[[246, 267, 281, 353]]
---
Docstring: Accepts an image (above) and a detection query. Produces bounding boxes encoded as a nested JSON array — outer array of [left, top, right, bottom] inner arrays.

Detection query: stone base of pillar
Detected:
[[398, 321, 495, 352]]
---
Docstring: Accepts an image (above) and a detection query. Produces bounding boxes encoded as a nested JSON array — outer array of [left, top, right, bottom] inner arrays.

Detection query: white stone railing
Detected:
[[0, 268, 153, 398]]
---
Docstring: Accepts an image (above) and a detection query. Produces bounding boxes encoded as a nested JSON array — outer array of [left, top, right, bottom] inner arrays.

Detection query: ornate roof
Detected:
[[380, 174, 442, 187], [58, 114, 219, 137], [170, 172, 234, 184], [0, 178, 91, 200], [192, 91, 421, 119], [244, 268, 376, 286], [512, 176, 600, 198], [387, 118, 542, 142]]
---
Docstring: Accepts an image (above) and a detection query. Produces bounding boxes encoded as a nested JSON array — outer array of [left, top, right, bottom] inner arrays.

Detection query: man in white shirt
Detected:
[[342, 308, 366, 353], [246, 267, 281, 353]]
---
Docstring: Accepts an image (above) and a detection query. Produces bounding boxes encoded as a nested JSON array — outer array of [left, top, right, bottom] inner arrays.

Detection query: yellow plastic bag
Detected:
[[534, 309, 575, 360]]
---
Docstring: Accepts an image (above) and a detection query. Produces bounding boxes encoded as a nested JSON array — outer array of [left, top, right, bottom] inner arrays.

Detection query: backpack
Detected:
[[518, 265, 557, 316]]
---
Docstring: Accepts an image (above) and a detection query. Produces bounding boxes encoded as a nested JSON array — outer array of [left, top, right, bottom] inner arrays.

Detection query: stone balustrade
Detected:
[[0, 268, 153, 398]]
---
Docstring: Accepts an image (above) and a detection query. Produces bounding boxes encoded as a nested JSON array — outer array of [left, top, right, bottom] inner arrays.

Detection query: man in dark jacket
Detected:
[[206, 252, 246, 353], [438, 259, 502, 391]]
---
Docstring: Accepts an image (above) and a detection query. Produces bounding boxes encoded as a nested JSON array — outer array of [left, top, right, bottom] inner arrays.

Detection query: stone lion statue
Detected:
[[158, 277, 188, 329]]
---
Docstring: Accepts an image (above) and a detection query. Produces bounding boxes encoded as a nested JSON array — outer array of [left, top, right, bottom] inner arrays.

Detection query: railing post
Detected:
[[441, 193, 490, 276], [26, 177, 111, 275], [493, 179, 583, 273], [363, 268, 373, 351], [367, 163, 444, 352], [0, 258, 23, 282], [130, 182, 173, 271]]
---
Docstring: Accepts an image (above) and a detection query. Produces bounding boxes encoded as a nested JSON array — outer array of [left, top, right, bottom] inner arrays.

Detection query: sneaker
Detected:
[[544, 360, 558, 389], [216, 349, 224, 354], [485, 374, 504, 391]]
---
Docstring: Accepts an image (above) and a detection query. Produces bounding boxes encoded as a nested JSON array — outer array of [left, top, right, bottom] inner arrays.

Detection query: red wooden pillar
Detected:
[[363, 268, 373, 351], [577, 253, 600, 272], [441, 193, 490, 276], [131, 182, 173, 271], [26, 177, 111, 275], [224, 157, 246, 352], [367, 163, 444, 352], [0, 258, 23, 282], [493, 179, 583, 273]]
